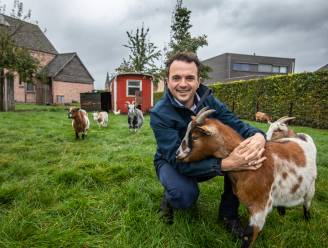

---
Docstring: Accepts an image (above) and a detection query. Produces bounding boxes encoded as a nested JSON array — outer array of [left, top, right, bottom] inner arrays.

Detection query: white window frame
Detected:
[[126, 79, 142, 97], [56, 95, 64, 104]]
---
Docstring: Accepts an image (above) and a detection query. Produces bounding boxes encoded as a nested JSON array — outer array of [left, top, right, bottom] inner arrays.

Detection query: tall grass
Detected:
[[0, 104, 327, 247]]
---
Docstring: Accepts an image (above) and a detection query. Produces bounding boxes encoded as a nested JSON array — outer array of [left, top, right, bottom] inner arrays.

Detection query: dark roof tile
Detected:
[[1, 14, 57, 54]]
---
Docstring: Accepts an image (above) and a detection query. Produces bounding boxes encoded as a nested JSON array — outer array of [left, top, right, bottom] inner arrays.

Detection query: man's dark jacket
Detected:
[[150, 84, 265, 179]]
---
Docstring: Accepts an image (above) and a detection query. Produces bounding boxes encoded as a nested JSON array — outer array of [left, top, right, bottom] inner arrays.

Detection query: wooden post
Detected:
[[3, 72, 8, 111]]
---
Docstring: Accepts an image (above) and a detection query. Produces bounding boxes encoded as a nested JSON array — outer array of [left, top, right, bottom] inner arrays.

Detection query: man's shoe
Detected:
[[220, 217, 244, 238], [158, 196, 174, 225]]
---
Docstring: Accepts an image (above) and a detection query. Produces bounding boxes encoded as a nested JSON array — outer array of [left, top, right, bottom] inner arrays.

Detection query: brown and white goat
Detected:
[[255, 111, 272, 123], [68, 107, 90, 139], [176, 108, 317, 248]]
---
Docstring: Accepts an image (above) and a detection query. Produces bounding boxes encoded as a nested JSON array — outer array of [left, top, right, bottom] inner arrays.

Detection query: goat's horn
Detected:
[[276, 116, 289, 122], [196, 107, 209, 117], [195, 109, 216, 125], [277, 116, 296, 123], [279, 116, 296, 123]]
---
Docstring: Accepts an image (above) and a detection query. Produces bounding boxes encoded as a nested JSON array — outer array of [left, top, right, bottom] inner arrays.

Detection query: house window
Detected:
[[272, 66, 280, 73], [26, 82, 35, 91], [56, 95, 64, 103], [232, 63, 251, 71], [127, 80, 142, 96], [258, 64, 272, 73], [280, 66, 287, 73], [269, 65, 288, 73]]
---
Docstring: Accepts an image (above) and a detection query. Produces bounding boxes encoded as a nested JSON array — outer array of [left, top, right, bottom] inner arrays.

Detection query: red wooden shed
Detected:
[[108, 72, 154, 114]]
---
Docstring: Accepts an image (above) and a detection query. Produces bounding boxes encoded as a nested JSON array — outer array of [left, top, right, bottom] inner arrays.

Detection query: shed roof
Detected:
[[109, 72, 153, 83]]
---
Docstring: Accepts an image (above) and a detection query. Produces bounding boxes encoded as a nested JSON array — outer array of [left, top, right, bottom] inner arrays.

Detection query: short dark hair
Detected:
[[166, 52, 201, 77]]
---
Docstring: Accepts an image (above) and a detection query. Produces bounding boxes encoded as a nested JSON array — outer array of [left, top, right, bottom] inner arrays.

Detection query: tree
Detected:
[[167, 0, 211, 81], [117, 24, 161, 73], [0, 0, 39, 111]]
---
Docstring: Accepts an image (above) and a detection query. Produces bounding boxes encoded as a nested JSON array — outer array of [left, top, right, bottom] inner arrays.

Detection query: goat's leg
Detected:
[[277, 206, 286, 216], [303, 181, 315, 221], [75, 132, 79, 139], [241, 225, 261, 248], [241, 207, 270, 248]]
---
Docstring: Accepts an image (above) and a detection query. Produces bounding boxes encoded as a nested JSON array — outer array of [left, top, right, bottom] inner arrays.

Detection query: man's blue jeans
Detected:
[[158, 163, 240, 219]]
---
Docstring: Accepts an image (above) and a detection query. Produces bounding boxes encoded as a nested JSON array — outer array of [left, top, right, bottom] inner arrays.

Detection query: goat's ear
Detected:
[[125, 101, 130, 106], [195, 125, 213, 136], [268, 121, 272, 124]]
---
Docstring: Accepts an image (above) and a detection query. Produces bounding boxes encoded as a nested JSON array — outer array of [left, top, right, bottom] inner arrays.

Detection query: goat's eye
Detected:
[[192, 136, 198, 141]]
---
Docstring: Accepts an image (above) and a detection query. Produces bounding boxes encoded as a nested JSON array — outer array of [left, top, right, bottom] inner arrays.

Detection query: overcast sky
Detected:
[[1, 0, 327, 89]]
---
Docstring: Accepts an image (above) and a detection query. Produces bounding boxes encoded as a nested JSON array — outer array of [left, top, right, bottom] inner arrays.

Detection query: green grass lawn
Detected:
[[0, 104, 327, 248]]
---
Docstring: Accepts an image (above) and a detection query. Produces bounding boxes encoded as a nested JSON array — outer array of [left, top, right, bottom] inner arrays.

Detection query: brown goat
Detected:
[[176, 108, 317, 248], [255, 112, 272, 122], [69, 108, 90, 139]]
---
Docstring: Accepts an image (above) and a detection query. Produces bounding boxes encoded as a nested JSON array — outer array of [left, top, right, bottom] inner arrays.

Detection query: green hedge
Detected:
[[154, 92, 164, 105], [210, 71, 328, 129], [152, 71, 328, 128]]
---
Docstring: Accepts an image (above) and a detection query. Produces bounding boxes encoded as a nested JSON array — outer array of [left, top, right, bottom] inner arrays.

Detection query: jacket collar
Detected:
[[165, 84, 212, 111]]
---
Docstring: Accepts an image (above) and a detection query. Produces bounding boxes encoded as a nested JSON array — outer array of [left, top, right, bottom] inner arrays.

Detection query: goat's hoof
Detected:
[[303, 206, 311, 221], [277, 206, 286, 216], [241, 237, 252, 248]]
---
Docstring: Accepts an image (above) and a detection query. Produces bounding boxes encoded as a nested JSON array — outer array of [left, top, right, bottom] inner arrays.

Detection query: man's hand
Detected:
[[221, 133, 266, 171]]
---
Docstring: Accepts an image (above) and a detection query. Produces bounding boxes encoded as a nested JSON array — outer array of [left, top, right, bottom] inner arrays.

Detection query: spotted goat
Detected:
[[176, 107, 317, 248]]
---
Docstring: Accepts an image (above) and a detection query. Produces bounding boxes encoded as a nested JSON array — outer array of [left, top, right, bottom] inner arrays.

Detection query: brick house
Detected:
[[202, 53, 295, 85], [1, 14, 94, 105]]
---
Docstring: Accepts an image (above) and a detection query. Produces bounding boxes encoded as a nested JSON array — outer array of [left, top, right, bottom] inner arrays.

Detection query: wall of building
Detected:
[[202, 54, 228, 84], [52, 81, 94, 104], [229, 53, 294, 80], [154, 80, 165, 93], [202, 53, 295, 84], [30, 50, 56, 68], [26, 92, 36, 103], [11, 72, 26, 102]]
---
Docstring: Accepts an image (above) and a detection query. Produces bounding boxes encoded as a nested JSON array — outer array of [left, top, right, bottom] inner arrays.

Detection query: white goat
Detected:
[[266, 116, 308, 141], [92, 111, 109, 127], [126, 101, 144, 132]]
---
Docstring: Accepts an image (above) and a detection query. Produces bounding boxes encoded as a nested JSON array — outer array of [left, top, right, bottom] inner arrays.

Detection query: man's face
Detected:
[[167, 60, 200, 109]]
